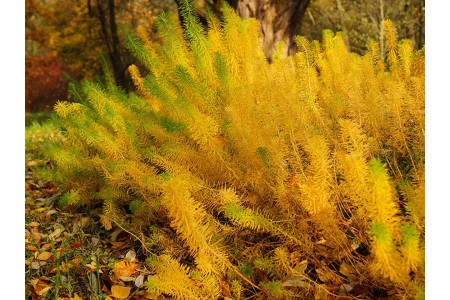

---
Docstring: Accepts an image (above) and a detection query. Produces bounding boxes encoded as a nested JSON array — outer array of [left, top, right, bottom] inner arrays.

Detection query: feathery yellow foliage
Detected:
[[43, 3, 424, 298]]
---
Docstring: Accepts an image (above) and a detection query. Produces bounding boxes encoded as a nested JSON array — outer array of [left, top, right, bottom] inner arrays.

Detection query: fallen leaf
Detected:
[[219, 276, 231, 297], [26, 245, 39, 251], [29, 221, 40, 228], [135, 274, 145, 288], [37, 251, 53, 261], [111, 285, 132, 299], [37, 285, 52, 296], [81, 217, 90, 228], [49, 228, 64, 239], [91, 237, 100, 246], [85, 262, 102, 273], [339, 261, 356, 279], [73, 293, 82, 300], [105, 296, 113, 300], [69, 257, 81, 267], [110, 228, 124, 242], [31, 261, 46, 270], [339, 282, 357, 294], [282, 276, 309, 287], [46, 209, 58, 216], [112, 261, 138, 278], [314, 284, 330, 300], [68, 241, 82, 249], [41, 243, 52, 251], [110, 241, 127, 249], [51, 261, 68, 273], [30, 278, 52, 297], [316, 267, 342, 285], [125, 249, 136, 262], [120, 276, 136, 282]]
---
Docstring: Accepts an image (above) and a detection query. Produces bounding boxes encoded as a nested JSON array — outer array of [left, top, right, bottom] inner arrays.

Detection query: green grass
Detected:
[[26, 112, 55, 127]]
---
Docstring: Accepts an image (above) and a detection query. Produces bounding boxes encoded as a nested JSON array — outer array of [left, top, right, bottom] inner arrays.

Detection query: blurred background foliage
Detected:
[[25, 0, 424, 113]]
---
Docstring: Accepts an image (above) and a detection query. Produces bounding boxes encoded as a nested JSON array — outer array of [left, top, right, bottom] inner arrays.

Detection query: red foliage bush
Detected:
[[26, 54, 70, 112]]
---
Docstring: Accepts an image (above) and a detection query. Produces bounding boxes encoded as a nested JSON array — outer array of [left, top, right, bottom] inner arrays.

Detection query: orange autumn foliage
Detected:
[[25, 53, 70, 112]]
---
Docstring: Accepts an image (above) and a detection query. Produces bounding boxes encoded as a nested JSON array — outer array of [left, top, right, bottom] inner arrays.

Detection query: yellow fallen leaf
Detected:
[[36, 285, 52, 296], [69, 257, 82, 267], [111, 285, 131, 299], [26, 245, 39, 251], [49, 228, 64, 239], [29, 221, 40, 228], [73, 293, 82, 300], [41, 243, 52, 251], [105, 296, 113, 300], [30, 278, 52, 296], [37, 251, 53, 261], [51, 261, 68, 273]]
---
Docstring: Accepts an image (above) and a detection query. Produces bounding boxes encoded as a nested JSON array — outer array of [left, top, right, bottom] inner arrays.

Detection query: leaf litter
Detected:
[[26, 128, 153, 299]]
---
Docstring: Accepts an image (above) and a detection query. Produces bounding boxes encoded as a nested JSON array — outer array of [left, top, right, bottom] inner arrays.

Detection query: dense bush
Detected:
[[42, 3, 424, 299]]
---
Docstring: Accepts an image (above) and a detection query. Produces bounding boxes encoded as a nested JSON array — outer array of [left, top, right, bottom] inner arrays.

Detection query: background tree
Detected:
[[302, 0, 425, 54], [176, 0, 311, 59], [26, 0, 424, 112], [25, 0, 177, 112]]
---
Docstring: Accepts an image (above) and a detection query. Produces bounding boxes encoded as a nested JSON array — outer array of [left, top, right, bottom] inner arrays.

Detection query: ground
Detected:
[[25, 120, 154, 300]]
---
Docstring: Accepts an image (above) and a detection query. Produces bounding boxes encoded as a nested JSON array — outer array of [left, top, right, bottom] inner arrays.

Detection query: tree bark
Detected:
[[335, 0, 350, 50], [233, 0, 311, 59], [176, 0, 311, 60], [91, 0, 131, 89]]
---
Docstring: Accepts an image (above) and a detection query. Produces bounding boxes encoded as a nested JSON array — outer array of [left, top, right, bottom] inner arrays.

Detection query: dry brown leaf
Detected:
[[31, 261, 46, 270], [110, 228, 124, 242], [339, 261, 356, 279], [316, 267, 342, 285], [111, 285, 132, 299], [110, 241, 127, 249], [314, 284, 331, 300], [219, 276, 231, 297], [37, 251, 53, 261]]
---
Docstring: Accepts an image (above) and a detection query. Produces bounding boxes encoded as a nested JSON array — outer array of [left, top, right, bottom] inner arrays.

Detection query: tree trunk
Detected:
[[379, 0, 385, 59], [335, 0, 350, 50], [91, 0, 131, 89], [176, 0, 311, 60], [233, 0, 311, 59]]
